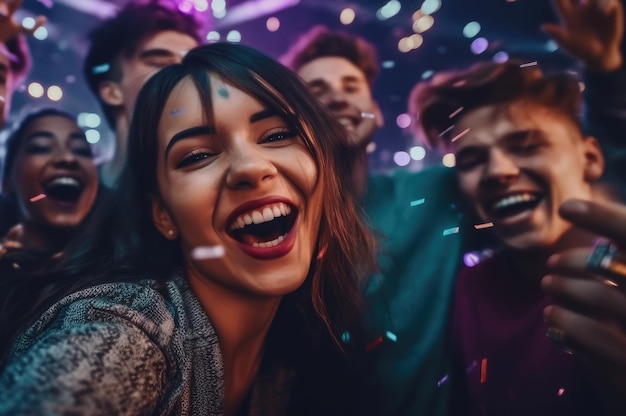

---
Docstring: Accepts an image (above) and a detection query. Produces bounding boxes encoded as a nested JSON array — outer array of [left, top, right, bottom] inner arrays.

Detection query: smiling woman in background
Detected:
[[0, 43, 376, 415], [0, 108, 100, 256]]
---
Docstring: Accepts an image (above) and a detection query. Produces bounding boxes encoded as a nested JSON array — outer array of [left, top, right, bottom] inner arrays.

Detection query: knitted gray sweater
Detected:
[[0, 275, 226, 415]]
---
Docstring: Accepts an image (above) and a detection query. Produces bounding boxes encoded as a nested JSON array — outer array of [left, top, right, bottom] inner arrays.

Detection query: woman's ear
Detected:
[[98, 80, 125, 106], [151, 196, 178, 240], [582, 136, 605, 181]]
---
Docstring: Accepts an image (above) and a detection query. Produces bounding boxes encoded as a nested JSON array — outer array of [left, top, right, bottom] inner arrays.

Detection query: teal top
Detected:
[[362, 165, 472, 416]]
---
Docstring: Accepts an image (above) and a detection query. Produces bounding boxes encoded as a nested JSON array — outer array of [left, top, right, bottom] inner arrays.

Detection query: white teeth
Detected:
[[252, 211, 264, 224], [337, 117, 354, 128], [230, 202, 292, 230], [48, 177, 80, 187], [492, 193, 538, 210], [252, 234, 285, 248]]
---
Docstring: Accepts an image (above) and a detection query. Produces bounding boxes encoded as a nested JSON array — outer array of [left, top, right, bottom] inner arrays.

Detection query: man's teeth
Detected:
[[492, 193, 537, 210], [337, 117, 354, 128], [231, 202, 291, 230], [252, 234, 286, 248], [48, 177, 80, 187]]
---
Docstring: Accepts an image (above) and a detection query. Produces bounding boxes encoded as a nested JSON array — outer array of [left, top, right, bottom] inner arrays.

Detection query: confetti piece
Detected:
[[366, 336, 384, 351], [410, 198, 425, 207], [453, 79, 466, 87], [192, 245, 225, 260], [520, 61, 538, 68], [92, 63, 111, 74], [466, 360, 478, 373], [439, 125, 455, 137], [385, 331, 397, 342], [341, 331, 351, 343], [557, 388, 565, 397], [449, 106, 464, 119], [451, 127, 470, 142], [480, 358, 488, 383], [29, 193, 47, 202], [443, 227, 459, 236], [361, 112, 376, 119], [437, 375, 449, 387], [474, 222, 494, 230]]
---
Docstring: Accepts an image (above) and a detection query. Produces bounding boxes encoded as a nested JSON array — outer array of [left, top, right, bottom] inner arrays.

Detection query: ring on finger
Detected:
[[586, 240, 626, 288]]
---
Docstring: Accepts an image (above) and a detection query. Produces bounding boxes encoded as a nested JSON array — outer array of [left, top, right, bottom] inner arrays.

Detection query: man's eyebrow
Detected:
[[306, 79, 329, 89], [502, 129, 539, 143], [164, 126, 214, 162]]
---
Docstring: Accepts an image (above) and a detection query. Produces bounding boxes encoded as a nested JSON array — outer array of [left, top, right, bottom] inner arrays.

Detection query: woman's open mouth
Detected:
[[228, 202, 297, 253], [42, 176, 85, 205]]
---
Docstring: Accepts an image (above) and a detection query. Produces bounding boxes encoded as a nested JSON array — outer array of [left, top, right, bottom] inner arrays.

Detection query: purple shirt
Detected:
[[450, 254, 603, 416]]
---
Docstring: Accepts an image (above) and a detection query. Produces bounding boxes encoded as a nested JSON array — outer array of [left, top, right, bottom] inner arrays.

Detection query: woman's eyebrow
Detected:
[[249, 109, 276, 124], [164, 126, 214, 161]]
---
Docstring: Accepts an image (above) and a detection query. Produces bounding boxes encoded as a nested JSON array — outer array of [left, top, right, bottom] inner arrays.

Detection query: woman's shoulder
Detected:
[[12, 278, 185, 355]]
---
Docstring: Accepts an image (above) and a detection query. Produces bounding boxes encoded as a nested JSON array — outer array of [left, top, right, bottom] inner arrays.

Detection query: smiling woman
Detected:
[[0, 108, 100, 254], [0, 43, 377, 415]]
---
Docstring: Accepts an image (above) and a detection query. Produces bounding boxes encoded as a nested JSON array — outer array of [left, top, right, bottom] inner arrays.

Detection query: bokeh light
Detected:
[[442, 153, 456, 167], [413, 15, 434, 33], [266, 17, 280, 32], [410, 146, 426, 161], [226, 30, 241, 42], [471, 37, 489, 54], [463, 21, 481, 38], [206, 31, 220, 42], [33, 26, 48, 40], [85, 129, 100, 144], [393, 151, 411, 166], [340, 8, 356, 25], [421, 0, 441, 15], [493, 51, 509, 63], [396, 113, 412, 129], [377, 0, 401, 20], [47, 85, 63, 101], [28, 82, 44, 98]]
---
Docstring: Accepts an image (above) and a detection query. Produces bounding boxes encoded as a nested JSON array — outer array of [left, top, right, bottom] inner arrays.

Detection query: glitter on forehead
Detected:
[[29, 193, 47, 202], [170, 108, 185, 116], [410, 198, 425, 207], [451, 128, 470, 143], [217, 86, 229, 98], [92, 63, 111, 75], [192, 245, 225, 260]]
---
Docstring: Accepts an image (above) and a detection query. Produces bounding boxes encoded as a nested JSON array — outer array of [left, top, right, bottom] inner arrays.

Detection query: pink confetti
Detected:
[[29, 193, 47, 202], [192, 245, 225, 260], [557, 388, 565, 396], [448, 106, 464, 119], [451, 128, 470, 142], [474, 222, 494, 230]]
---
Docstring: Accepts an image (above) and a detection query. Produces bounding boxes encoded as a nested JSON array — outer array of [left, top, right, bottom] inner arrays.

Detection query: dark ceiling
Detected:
[[10, 0, 607, 170]]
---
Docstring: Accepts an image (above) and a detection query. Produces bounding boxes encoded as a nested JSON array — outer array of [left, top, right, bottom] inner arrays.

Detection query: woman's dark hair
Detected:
[[1, 43, 376, 367], [0, 108, 79, 235]]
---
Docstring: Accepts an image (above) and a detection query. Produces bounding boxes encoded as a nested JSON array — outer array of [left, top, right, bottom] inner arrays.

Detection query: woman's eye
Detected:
[[176, 150, 215, 168], [26, 145, 51, 155], [261, 130, 298, 144]]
